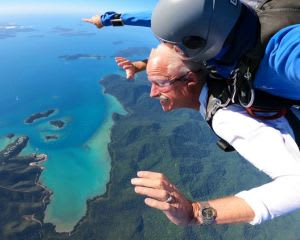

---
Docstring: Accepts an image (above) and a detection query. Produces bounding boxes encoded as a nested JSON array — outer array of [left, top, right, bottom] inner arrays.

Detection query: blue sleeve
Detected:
[[254, 24, 300, 100], [101, 11, 151, 27]]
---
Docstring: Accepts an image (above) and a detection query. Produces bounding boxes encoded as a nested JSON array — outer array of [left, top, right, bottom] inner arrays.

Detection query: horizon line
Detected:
[[0, 3, 147, 15]]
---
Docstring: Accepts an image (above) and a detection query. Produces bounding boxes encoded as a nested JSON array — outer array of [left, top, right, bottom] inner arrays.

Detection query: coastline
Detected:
[[63, 73, 159, 239], [42, 82, 126, 233], [64, 73, 184, 239], [68, 79, 128, 235], [70, 116, 127, 236]]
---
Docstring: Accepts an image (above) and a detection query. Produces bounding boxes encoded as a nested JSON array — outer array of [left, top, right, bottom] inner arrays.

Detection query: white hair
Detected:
[[148, 43, 190, 77]]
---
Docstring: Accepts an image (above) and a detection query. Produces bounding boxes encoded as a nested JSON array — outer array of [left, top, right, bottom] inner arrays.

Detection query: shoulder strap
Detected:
[[206, 75, 236, 152], [206, 75, 232, 122]]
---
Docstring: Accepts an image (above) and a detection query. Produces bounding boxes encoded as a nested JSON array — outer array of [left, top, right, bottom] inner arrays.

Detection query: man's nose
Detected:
[[150, 84, 160, 97]]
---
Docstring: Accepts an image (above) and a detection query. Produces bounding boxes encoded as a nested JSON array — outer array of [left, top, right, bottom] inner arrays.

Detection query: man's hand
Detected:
[[82, 15, 103, 29], [115, 57, 138, 80], [131, 171, 194, 226]]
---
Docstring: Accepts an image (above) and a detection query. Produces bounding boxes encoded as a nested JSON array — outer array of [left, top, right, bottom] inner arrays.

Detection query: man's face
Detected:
[[147, 72, 192, 112], [146, 44, 201, 112]]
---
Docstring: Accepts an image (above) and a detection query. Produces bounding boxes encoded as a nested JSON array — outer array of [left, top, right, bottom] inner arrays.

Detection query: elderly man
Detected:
[[130, 43, 300, 226]]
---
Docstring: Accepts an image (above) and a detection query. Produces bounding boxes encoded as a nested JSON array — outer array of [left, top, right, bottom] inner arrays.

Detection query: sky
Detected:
[[0, 0, 157, 15]]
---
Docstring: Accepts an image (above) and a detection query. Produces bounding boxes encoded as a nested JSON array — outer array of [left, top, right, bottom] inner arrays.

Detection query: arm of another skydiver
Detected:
[[254, 24, 300, 100], [83, 11, 151, 28], [115, 57, 148, 80]]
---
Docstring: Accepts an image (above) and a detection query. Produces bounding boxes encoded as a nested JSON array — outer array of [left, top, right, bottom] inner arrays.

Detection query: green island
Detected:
[[4, 73, 300, 239], [0, 136, 51, 240], [49, 120, 65, 129], [25, 109, 56, 124]]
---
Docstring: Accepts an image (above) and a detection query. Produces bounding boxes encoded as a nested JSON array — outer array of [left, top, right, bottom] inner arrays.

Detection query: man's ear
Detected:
[[187, 72, 199, 88]]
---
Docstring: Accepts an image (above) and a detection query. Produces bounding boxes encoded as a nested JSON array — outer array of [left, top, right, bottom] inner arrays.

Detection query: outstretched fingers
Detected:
[[115, 57, 132, 67], [137, 171, 167, 179], [115, 57, 136, 79], [144, 198, 172, 211], [82, 16, 103, 28], [134, 186, 170, 202], [131, 171, 194, 226], [131, 176, 174, 192], [82, 18, 93, 23]]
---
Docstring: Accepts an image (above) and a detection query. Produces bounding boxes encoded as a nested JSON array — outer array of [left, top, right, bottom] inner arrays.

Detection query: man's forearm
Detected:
[[192, 196, 255, 225], [212, 105, 300, 224]]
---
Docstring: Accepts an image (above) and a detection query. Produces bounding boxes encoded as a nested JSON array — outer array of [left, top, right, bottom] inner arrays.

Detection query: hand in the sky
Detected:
[[131, 171, 194, 226], [82, 15, 103, 29], [115, 57, 138, 80]]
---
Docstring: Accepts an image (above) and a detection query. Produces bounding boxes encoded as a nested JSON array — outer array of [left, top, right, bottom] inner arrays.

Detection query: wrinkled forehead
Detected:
[[148, 74, 170, 82], [147, 56, 182, 81]]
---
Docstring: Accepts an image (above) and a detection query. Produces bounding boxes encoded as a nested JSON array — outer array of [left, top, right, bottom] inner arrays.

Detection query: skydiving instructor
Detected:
[[83, 0, 300, 227]]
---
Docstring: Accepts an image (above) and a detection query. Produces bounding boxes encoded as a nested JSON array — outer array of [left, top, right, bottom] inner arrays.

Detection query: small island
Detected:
[[25, 109, 56, 124], [49, 120, 65, 128], [45, 135, 59, 141], [59, 54, 106, 61], [6, 133, 15, 139]]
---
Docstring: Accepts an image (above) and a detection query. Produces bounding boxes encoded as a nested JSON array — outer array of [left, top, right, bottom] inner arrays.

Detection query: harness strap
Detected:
[[246, 107, 288, 120], [216, 139, 235, 152]]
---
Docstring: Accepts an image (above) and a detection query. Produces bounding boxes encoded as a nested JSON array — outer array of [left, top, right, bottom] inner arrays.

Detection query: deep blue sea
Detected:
[[0, 14, 157, 232]]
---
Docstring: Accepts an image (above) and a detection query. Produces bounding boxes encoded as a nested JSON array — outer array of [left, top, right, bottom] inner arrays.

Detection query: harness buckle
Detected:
[[244, 67, 252, 81], [229, 68, 240, 103], [206, 97, 222, 121], [206, 96, 231, 121]]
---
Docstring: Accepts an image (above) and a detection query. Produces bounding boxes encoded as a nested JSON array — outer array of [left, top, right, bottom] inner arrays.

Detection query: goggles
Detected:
[[158, 36, 207, 61]]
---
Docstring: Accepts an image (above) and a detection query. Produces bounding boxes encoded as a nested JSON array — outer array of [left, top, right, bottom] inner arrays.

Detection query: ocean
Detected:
[[0, 14, 157, 232]]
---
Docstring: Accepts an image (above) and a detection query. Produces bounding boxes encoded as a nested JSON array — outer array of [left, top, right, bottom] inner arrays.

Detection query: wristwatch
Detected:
[[110, 13, 124, 26], [193, 201, 217, 225]]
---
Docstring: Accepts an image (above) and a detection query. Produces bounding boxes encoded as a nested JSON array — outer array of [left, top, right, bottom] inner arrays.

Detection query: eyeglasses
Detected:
[[149, 72, 190, 88]]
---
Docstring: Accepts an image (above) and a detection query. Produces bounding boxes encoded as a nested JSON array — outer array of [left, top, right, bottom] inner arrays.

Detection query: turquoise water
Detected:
[[0, 14, 157, 232]]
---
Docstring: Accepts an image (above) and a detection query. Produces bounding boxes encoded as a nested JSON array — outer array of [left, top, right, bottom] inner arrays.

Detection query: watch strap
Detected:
[[110, 13, 124, 26]]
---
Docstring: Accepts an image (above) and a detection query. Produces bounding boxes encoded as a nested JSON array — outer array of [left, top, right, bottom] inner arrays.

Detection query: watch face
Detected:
[[202, 207, 216, 220]]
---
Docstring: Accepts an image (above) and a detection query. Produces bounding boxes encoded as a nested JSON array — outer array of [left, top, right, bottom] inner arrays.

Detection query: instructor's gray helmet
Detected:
[[151, 0, 242, 62]]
